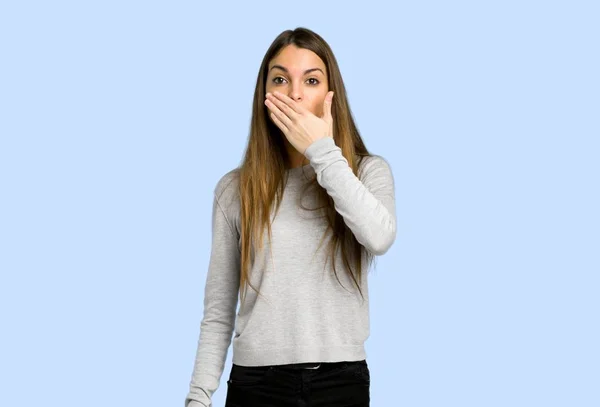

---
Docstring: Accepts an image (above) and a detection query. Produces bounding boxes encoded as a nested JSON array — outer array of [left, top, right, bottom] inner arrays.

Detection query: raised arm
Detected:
[[304, 137, 397, 256]]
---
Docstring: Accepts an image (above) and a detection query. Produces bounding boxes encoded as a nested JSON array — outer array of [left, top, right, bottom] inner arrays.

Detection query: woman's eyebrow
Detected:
[[269, 65, 324, 75]]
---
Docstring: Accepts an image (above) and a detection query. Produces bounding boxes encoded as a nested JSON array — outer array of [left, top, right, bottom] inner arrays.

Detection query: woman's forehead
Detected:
[[269, 46, 325, 73]]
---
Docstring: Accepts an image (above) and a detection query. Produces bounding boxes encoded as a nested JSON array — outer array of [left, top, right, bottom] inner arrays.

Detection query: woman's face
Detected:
[[265, 45, 329, 120]]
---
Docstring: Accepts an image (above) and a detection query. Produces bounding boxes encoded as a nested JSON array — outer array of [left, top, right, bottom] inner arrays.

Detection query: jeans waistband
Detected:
[[278, 362, 322, 370], [275, 359, 365, 370]]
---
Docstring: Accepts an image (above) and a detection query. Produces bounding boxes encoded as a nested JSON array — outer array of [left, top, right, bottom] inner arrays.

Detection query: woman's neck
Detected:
[[284, 141, 308, 169]]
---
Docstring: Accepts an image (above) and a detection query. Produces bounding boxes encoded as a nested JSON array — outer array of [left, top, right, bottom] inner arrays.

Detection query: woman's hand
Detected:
[[265, 91, 334, 155]]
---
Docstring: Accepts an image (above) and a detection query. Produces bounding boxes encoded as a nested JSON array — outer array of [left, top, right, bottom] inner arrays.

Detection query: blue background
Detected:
[[1, 1, 598, 406]]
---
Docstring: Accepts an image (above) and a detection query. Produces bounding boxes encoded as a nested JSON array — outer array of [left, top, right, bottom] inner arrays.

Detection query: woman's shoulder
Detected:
[[213, 168, 242, 231], [214, 167, 240, 201]]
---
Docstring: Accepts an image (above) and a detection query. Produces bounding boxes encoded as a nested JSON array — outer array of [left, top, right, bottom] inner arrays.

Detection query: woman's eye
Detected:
[[272, 77, 320, 86]]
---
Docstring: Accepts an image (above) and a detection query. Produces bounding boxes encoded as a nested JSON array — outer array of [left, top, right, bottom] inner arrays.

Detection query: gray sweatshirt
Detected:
[[184, 137, 396, 407]]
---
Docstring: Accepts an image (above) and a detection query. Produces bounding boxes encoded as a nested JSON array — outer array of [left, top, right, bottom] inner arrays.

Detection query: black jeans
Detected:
[[224, 359, 370, 407]]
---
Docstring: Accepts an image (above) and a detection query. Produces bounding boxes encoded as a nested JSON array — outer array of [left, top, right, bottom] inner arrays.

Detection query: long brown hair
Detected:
[[236, 27, 375, 305]]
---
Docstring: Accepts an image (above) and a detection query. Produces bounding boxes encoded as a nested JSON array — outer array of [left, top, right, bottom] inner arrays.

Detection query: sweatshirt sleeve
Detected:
[[304, 137, 397, 256], [184, 192, 241, 407]]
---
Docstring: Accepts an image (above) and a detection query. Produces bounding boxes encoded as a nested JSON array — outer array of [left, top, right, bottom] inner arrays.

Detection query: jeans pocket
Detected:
[[351, 360, 370, 383], [227, 364, 273, 386], [359, 363, 370, 383]]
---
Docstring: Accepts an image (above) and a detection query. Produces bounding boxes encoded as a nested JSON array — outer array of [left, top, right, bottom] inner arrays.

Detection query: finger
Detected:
[[266, 94, 297, 123], [323, 91, 334, 125], [272, 91, 305, 115], [270, 111, 289, 134], [265, 98, 293, 129]]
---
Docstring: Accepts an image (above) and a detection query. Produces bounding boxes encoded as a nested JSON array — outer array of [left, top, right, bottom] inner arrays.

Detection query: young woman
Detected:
[[185, 27, 396, 407]]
